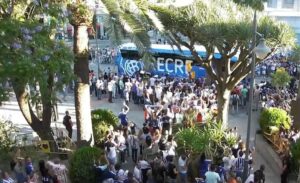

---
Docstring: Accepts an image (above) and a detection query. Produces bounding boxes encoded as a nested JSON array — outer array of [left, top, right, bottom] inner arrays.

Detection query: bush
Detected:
[[0, 119, 16, 152], [259, 107, 291, 132], [271, 67, 291, 88], [176, 121, 237, 160], [91, 109, 119, 146], [69, 147, 103, 183]]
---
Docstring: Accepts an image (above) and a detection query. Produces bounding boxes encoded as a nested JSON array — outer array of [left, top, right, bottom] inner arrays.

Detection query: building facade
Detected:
[[264, 0, 300, 44]]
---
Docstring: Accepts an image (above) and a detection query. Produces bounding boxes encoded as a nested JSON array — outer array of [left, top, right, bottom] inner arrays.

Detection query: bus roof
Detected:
[[119, 43, 238, 62]]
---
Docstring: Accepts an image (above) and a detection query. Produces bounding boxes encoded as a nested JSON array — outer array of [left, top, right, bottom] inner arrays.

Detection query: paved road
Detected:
[[0, 64, 283, 183]]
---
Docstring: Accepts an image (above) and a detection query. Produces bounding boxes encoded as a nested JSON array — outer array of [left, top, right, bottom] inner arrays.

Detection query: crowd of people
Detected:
[[89, 47, 117, 64], [85, 71, 273, 183], [0, 152, 67, 183], [2, 59, 298, 183]]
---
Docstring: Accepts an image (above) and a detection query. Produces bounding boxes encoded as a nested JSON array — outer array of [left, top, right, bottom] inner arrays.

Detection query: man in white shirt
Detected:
[[108, 79, 113, 103], [149, 76, 156, 87], [96, 78, 102, 100], [178, 154, 188, 182]]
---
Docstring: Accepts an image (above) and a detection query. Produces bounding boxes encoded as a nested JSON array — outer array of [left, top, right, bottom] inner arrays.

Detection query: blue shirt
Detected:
[[118, 113, 127, 126], [25, 163, 33, 175]]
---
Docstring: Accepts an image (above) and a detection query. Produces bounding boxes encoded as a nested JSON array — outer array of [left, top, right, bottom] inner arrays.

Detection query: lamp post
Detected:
[[243, 10, 271, 181], [95, 15, 100, 78]]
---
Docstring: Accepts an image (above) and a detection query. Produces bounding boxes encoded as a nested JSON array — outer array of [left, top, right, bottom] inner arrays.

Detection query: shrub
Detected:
[[176, 121, 237, 160], [259, 107, 291, 132], [91, 109, 119, 146], [0, 119, 16, 152], [271, 67, 291, 88], [69, 147, 103, 183]]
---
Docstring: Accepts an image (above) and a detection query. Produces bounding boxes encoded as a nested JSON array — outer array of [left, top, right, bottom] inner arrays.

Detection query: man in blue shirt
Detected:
[[25, 157, 33, 176]]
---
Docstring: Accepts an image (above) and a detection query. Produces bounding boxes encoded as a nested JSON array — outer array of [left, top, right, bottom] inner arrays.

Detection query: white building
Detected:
[[264, 0, 300, 44]]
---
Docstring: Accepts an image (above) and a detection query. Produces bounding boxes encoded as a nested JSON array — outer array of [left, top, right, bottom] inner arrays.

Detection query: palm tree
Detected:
[[67, 0, 152, 147]]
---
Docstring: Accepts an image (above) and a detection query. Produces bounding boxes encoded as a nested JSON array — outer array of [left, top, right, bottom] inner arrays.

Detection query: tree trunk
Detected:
[[291, 76, 300, 129], [12, 82, 57, 151], [216, 87, 231, 127], [73, 25, 94, 147]]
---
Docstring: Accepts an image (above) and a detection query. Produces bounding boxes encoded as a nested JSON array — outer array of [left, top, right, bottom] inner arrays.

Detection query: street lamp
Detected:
[[254, 38, 271, 60], [243, 11, 271, 181]]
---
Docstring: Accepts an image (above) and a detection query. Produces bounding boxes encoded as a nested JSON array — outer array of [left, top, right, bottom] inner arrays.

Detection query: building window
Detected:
[[282, 0, 294, 8], [267, 0, 277, 8]]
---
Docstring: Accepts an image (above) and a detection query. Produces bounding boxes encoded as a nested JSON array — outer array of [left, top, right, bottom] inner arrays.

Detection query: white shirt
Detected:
[[118, 135, 126, 151], [149, 77, 156, 86], [178, 156, 187, 173], [125, 82, 132, 92], [107, 146, 117, 159], [108, 81, 113, 91], [2, 178, 14, 183], [47, 161, 67, 183], [133, 166, 142, 182]]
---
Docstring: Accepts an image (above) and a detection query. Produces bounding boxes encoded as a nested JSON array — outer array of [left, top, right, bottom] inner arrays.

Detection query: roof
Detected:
[[119, 43, 238, 62]]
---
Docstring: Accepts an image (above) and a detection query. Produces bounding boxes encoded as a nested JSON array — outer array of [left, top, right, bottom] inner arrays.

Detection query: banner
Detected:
[[116, 56, 206, 78]]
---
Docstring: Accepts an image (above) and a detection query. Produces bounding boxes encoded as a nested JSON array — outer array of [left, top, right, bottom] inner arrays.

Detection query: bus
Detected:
[[116, 43, 238, 78]]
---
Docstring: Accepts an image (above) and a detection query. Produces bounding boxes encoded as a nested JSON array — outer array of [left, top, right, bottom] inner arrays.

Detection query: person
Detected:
[[254, 165, 265, 183], [10, 159, 26, 183], [166, 157, 177, 183], [63, 111, 73, 139], [95, 78, 102, 100], [118, 102, 130, 127], [231, 93, 239, 113], [25, 157, 33, 176], [105, 135, 118, 165], [129, 132, 139, 163], [138, 157, 151, 183], [39, 160, 53, 183], [124, 172, 139, 183], [47, 158, 68, 183], [108, 79, 114, 103], [234, 151, 245, 179], [117, 131, 127, 163], [204, 164, 221, 183], [199, 153, 210, 178], [178, 154, 188, 183], [2, 171, 14, 183]]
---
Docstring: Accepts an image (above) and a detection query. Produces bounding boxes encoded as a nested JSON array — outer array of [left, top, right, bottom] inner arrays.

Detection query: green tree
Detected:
[[0, 0, 73, 144], [150, 0, 295, 125], [271, 67, 292, 88]]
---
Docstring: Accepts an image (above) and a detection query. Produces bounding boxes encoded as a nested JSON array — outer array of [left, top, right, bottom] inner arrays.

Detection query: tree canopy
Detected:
[[150, 0, 296, 124], [0, 0, 73, 141]]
